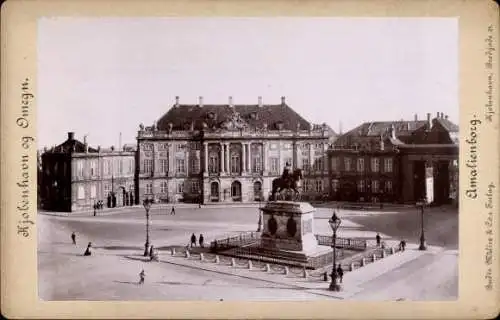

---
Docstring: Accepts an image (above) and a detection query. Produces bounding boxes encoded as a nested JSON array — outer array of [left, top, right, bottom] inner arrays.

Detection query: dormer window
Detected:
[[207, 112, 215, 119], [276, 121, 284, 130], [250, 112, 258, 120]]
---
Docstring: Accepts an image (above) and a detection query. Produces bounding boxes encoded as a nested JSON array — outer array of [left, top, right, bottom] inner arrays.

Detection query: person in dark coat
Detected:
[[71, 232, 76, 245], [149, 245, 155, 258], [139, 269, 145, 284], [199, 234, 204, 248], [170, 206, 176, 215], [84, 242, 92, 256], [190, 233, 197, 247], [400, 239, 407, 251], [376, 233, 381, 247], [336, 264, 344, 283]]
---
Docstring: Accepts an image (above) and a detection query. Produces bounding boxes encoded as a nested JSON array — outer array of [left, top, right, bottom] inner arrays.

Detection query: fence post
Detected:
[[361, 258, 366, 266], [391, 247, 395, 254], [349, 263, 354, 271], [382, 250, 386, 258], [171, 248, 176, 256], [248, 260, 253, 270], [215, 255, 220, 264], [185, 250, 190, 258], [200, 253, 204, 261], [284, 266, 289, 275], [372, 254, 377, 262], [302, 267, 308, 278], [231, 258, 236, 267], [265, 264, 271, 272]]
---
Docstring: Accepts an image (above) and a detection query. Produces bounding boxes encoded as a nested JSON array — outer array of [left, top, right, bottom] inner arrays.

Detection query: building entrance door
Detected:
[[210, 182, 219, 202]]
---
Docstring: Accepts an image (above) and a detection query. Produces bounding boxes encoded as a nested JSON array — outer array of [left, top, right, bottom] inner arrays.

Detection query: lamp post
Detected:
[[328, 210, 342, 291], [143, 197, 154, 256], [416, 199, 427, 250]]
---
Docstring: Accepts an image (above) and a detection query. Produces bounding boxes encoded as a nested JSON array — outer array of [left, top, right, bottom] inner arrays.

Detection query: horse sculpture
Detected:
[[270, 168, 303, 201]]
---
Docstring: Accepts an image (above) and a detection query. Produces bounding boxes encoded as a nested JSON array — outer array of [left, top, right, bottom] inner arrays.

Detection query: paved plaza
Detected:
[[38, 204, 458, 301]]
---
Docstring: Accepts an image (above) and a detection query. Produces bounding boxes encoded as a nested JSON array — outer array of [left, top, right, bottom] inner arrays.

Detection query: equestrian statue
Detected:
[[270, 162, 303, 201]]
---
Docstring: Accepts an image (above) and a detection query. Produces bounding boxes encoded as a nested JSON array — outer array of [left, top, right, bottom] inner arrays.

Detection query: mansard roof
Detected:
[[333, 116, 459, 149], [156, 101, 312, 132]]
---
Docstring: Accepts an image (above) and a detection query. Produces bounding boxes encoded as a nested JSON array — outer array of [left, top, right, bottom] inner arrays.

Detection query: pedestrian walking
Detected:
[[71, 232, 76, 245], [199, 234, 204, 248], [93, 203, 97, 216], [84, 242, 92, 256], [400, 239, 407, 251], [376, 233, 381, 247], [170, 206, 176, 215], [139, 269, 145, 284], [336, 264, 344, 283], [190, 233, 197, 247]]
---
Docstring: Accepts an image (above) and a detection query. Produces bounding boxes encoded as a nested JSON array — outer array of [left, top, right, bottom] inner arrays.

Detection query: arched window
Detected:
[[208, 152, 219, 173], [231, 181, 242, 201], [253, 181, 262, 201], [210, 182, 219, 202], [160, 181, 168, 193]]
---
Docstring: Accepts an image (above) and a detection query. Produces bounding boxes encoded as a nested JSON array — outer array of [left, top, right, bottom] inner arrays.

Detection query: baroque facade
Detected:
[[136, 96, 336, 204], [328, 112, 459, 205], [40, 132, 136, 212]]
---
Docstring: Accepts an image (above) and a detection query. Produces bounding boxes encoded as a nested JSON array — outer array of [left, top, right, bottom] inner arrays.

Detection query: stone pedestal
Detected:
[[261, 201, 318, 254]]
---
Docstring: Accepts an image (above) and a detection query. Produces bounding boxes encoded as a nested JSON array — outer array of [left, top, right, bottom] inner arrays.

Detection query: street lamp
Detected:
[[416, 199, 427, 251], [143, 197, 154, 256], [328, 210, 342, 291]]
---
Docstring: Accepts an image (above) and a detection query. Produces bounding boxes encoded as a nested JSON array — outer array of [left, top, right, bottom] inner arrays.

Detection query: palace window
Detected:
[[357, 158, 365, 172], [372, 180, 380, 193], [104, 184, 110, 195], [269, 157, 279, 174], [160, 181, 168, 193], [118, 159, 123, 174], [357, 180, 365, 192], [143, 159, 153, 174], [192, 181, 200, 193], [208, 153, 219, 173], [77, 161, 84, 177], [191, 157, 200, 174], [313, 157, 323, 172], [284, 157, 293, 167], [128, 159, 134, 173], [77, 185, 85, 199], [145, 183, 153, 194], [90, 185, 97, 198], [384, 158, 393, 173], [252, 155, 262, 173], [177, 182, 184, 194], [302, 158, 310, 171], [176, 158, 186, 174], [331, 157, 339, 171], [176, 144, 186, 152], [371, 157, 380, 172], [160, 159, 169, 174], [315, 180, 324, 192], [344, 158, 352, 171], [230, 152, 240, 173], [331, 179, 339, 192], [90, 161, 97, 176], [385, 180, 393, 193]]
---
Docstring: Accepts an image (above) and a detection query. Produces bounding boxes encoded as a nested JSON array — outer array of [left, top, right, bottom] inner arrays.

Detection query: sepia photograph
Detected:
[[36, 17, 460, 302]]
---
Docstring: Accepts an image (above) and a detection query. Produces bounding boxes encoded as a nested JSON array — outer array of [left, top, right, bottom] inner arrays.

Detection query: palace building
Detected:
[[40, 132, 136, 212], [136, 96, 336, 204], [328, 112, 459, 205]]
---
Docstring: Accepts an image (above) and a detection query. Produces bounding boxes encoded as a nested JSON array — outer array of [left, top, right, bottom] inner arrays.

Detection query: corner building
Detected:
[[136, 96, 334, 204], [328, 113, 459, 205], [40, 132, 136, 212]]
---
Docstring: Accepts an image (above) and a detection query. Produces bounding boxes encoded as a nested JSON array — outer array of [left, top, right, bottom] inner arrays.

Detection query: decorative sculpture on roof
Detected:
[[221, 111, 248, 130]]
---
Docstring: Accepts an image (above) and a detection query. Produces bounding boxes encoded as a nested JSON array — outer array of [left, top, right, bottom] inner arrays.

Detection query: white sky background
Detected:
[[38, 17, 458, 149]]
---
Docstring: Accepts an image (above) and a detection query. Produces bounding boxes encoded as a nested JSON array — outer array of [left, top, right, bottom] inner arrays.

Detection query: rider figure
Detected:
[[282, 161, 292, 184]]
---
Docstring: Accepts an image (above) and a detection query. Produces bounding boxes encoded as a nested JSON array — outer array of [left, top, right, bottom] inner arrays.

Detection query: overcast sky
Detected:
[[38, 17, 458, 149]]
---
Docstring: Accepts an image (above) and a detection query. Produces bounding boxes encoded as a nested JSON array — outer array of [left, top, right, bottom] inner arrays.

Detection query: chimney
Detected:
[[228, 96, 233, 107], [68, 132, 75, 140], [175, 96, 180, 107], [83, 135, 87, 145], [436, 112, 440, 119], [441, 112, 444, 119], [281, 96, 286, 105], [258, 96, 263, 107], [414, 114, 418, 121], [198, 96, 203, 107], [426, 113, 432, 130], [390, 124, 396, 139], [445, 115, 449, 120]]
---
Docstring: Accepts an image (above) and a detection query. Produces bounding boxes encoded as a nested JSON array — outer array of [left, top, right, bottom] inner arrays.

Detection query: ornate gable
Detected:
[[221, 111, 248, 131]]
